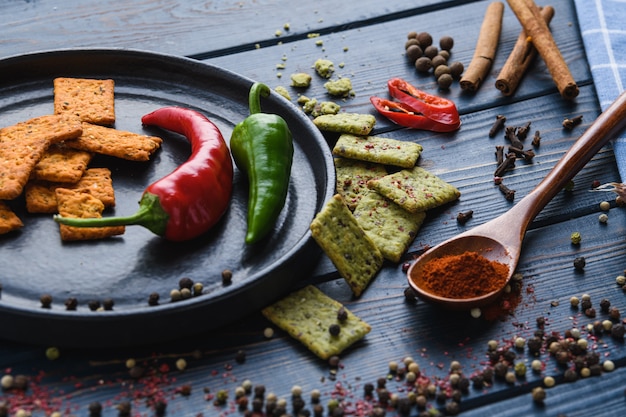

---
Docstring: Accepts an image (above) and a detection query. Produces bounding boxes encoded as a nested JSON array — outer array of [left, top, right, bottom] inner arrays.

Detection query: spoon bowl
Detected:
[[408, 235, 515, 310], [408, 90, 626, 309]]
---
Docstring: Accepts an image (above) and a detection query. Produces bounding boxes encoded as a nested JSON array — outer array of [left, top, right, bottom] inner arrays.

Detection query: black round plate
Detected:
[[0, 49, 335, 347]]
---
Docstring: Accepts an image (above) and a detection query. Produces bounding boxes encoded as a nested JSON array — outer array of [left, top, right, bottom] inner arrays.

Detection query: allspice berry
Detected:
[[415, 57, 432, 73], [417, 32, 433, 47], [439, 36, 454, 51]]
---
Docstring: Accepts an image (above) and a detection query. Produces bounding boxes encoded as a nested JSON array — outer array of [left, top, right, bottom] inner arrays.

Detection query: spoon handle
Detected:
[[513, 90, 626, 229]]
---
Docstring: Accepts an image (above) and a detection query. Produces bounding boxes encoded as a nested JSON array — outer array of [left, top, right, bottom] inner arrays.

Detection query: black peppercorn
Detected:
[[600, 298, 611, 313], [573, 256, 586, 270], [148, 292, 160, 306], [585, 308, 597, 318], [253, 385, 265, 399], [252, 397, 263, 412], [40, 294, 53, 308], [377, 388, 390, 404], [87, 300, 100, 311], [563, 368, 578, 382], [527, 337, 542, 355], [611, 323, 625, 340], [222, 269, 233, 285], [493, 362, 508, 379], [235, 349, 247, 363], [116, 400, 131, 417], [179, 277, 194, 289], [88, 401, 103, 417], [64, 297, 78, 311], [154, 399, 167, 416], [403, 286, 418, 302], [363, 382, 375, 397], [329, 323, 341, 336], [471, 374, 484, 388], [457, 376, 470, 392], [445, 401, 461, 416], [102, 298, 114, 310]]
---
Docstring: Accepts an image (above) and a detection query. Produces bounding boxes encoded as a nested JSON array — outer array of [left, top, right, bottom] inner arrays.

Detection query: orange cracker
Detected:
[[0, 114, 83, 200], [53, 77, 116, 125], [25, 168, 116, 213], [32, 143, 93, 183], [0, 201, 23, 234], [65, 123, 163, 161], [55, 188, 124, 241]]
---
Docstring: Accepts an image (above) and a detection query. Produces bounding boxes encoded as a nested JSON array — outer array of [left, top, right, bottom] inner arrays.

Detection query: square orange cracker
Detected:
[[0, 114, 83, 200], [53, 77, 116, 125], [25, 168, 116, 213], [65, 123, 162, 161], [32, 143, 93, 183], [55, 188, 124, 241], [0, 201, 23, 235]]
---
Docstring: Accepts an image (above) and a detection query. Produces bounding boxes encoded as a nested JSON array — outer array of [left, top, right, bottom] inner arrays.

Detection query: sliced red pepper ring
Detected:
[[370, 96, 461, 133], [387, 77, 460, 126]]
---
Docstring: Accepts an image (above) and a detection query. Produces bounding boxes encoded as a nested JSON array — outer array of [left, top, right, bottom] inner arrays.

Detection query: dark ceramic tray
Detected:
[[0, 49, 335, 347]]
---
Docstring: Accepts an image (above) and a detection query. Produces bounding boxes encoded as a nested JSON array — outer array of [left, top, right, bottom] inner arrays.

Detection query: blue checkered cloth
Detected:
[[574, 0, 626, 181]]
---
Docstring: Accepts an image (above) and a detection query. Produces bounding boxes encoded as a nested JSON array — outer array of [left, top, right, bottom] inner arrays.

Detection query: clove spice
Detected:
[[489, 115, 507, 137], [456, 210, 474, 224], [498, 183, 516, 201], [495, 145, 505, 165], [562, 115, 583, 130], [516, 121, 531, 140], [507, 146, 535, 161], [504, 126, 524, 149], [494, 153, 516, 177], [532, 130, 541, 147]]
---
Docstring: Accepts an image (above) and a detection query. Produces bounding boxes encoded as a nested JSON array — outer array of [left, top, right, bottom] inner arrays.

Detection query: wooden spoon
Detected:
[[407, 90, 626, 309]]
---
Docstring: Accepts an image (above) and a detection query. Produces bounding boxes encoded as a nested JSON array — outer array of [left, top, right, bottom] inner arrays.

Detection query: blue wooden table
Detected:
[[2, 0, 626, 416]]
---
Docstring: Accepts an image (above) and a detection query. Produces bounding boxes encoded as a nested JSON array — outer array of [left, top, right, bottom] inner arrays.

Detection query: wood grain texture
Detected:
[[2, 0, 626, 416]]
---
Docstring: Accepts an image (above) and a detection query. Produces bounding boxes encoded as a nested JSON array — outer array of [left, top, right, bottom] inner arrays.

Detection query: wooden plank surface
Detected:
[[2, 0, 626, 416]]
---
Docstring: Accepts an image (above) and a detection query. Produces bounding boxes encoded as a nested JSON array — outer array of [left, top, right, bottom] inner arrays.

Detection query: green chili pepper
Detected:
[[230, 82, 294, 244]]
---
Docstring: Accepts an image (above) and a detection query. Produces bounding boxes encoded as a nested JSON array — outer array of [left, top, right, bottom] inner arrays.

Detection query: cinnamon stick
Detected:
[[506, 0, 579, 99], [460, 2, 505, 92], [496, 6, 554, 95]]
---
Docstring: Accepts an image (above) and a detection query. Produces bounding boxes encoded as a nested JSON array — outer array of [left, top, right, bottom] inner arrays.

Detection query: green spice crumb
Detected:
[[275, 30, 282, 37], [324, 78, 353, 97], [274, 86, 292, 101], [290, 72, 312, 88], [318, 101, 341, 116], [45, 347, 60, 360], [307, 33, 320, 38], [570, 231, 582, 245], [276, 63, 286, 70], [302, 97, 318, 114], [314, 59, 335, 78]]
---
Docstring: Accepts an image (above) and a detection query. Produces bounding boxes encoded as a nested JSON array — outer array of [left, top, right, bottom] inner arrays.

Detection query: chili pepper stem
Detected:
[[53, 192, 169, 236], [248, 82, 271, 115]]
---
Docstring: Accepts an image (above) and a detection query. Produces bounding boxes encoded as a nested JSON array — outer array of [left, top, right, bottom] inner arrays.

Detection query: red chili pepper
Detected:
[[369, 96, 460, 132], [54, 107, 233, 241], [387, 78, 460, 126], [370, 78, 461, 132]]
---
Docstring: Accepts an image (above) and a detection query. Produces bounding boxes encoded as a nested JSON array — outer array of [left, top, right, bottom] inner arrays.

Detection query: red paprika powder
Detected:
[[417, 251, 509, 299]]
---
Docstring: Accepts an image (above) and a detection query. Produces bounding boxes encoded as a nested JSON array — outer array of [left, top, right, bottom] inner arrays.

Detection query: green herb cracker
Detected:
[[333, 134, 423, 168], [368, 166, 460, 213], [262, 285, 371, 359], [313, 113, 376, 135], [310, 194, 384, 297], [334, 158, 387, 211], [353, 192, 426, 263]]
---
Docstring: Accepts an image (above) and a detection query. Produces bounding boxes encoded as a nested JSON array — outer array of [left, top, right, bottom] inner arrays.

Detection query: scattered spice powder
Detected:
[[417, 251, 509, 298]]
